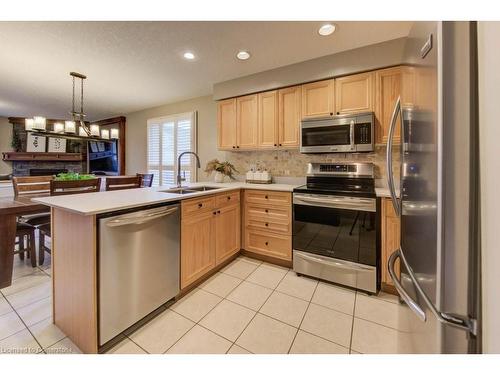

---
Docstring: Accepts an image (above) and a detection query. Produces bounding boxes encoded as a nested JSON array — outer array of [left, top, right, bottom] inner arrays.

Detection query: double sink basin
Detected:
[[159, 185, 223, 195]]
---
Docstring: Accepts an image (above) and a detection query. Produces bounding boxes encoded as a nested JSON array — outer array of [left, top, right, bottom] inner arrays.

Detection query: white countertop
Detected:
[[32, 181, 300, 216]]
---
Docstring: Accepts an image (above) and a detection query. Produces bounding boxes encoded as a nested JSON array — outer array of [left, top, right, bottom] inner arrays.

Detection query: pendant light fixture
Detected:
[[70, 72, 98, 136]]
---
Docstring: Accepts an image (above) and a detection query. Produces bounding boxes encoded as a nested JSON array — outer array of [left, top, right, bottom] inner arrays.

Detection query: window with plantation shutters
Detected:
[[147, 112, 197, 186]]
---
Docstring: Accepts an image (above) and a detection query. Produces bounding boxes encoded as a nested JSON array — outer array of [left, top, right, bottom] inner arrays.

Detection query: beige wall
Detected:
[[478, 21, 500, 354], [125, 95, 224, 181], [0, 117, 13, 175]]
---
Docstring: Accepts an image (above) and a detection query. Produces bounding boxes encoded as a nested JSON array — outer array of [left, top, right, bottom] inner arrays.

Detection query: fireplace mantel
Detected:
[[2, 152, 83, 162]]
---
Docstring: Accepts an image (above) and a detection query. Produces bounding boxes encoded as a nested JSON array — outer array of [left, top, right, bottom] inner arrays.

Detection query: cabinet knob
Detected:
[[227, 196, 231, 200], [336, 112, 340, 115], [265, 241, 269, 246], [274, 144, 277, 146], [265, 223, 269, 227], [232, 146, 235, 149], [217, 210, 221, 214], [236, 146, 240, 148], [213, 211, 217, 215], [265, 209, 269, 213], [279, 144, 282, 147], [265, 195, 268, 199], [198, 203, 203, 208]]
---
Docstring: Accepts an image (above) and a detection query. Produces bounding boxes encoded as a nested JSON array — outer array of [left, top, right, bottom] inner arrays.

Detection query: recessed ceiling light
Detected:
[[236, 51, 251, 60], [318, 23, 336, 36], [183, 52, 195, 60]]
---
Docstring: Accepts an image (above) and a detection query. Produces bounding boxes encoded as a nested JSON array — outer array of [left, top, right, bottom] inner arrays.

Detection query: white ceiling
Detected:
[[0, 21, 413, 121]]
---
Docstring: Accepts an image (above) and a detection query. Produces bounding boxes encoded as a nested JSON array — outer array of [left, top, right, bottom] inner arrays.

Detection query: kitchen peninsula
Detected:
[[32, 182, 298, 353]]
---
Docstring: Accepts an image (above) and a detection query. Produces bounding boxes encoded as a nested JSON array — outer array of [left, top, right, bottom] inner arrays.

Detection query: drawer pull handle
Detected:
[[265, 209, 269, 213], [265, 223, 269, 226], [265, 195, 268, 199], [227, 196, 231, 200], [198, 203, 203, 208], [265, 241, 269, 246]]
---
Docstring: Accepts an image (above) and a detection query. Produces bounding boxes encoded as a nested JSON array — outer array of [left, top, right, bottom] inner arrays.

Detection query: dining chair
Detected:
[[12, 176, 53, 266], [136, 173, 154, 187], [105, 176, 142, 191], [38, 178, 101, 265]]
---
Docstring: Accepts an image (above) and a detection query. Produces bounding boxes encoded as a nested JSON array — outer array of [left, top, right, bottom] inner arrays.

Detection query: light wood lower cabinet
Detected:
[[215, 203, 241, 264], [381, 198, 401, 291], [180, 191, 241, 289], [242, 190, 292, 261], [181, 210, 215, 289]]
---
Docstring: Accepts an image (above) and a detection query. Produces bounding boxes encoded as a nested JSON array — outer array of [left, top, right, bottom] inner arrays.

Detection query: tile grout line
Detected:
[[287, 278, 319, 354], [227, 263, 288, 354], [348, 291, 358, 353], [0, 287, 45, 353]]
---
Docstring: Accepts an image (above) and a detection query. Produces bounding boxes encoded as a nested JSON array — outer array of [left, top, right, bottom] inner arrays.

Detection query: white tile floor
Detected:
[[0, 253, 410, 354]]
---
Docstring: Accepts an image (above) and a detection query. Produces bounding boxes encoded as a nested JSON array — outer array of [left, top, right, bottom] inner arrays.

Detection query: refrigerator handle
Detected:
[[386, 96, 401, 216], [398, 248, 478, 335], [388, 249, 426, 322]]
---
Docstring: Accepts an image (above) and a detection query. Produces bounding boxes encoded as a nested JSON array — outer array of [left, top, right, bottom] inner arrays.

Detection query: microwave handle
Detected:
[[350, 120, 355, 150], [386, 96, 401, 216]]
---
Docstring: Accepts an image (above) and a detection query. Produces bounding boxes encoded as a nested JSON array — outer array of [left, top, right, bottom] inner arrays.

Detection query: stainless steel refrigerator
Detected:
[[386, 21, 481, 353]]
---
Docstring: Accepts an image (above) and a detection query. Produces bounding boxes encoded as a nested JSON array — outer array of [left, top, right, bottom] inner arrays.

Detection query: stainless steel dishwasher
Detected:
[[98, 202, 180, 346]]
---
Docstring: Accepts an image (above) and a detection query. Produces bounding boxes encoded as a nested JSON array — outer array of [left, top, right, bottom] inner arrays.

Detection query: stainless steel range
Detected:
[[292, 162, 380, 294]]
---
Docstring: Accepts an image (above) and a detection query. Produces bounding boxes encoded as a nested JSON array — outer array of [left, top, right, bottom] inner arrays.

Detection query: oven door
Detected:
[[292, 193, 379, 293], [300, 118, 354, 153]]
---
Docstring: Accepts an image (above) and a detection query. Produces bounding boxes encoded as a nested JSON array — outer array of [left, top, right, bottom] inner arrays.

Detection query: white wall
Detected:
[[125, 95, 224, 181], [0, 117, 13, 175], [478, 21, 500, 353]]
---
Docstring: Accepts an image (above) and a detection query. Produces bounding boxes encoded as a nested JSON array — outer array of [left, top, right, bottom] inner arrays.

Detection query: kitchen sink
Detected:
[[160, 186, 223, 195]]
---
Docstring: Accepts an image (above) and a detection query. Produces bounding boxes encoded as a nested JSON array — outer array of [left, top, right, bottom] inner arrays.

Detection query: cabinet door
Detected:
[[381, 198, 401, 288], [181, 211, 215, 289], [215, 203, 241, 265], [375, 67, 401, 144], [335, 72, 375, 115], [236, 94, 258, 149], [278, 86, 301, 148], [257, 91, 279, 149], [217, 98, 237, 150], [301, 79, 334, 118]]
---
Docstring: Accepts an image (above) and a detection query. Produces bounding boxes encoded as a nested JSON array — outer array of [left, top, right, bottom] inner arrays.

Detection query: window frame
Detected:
[[146, 111, 198, 186]]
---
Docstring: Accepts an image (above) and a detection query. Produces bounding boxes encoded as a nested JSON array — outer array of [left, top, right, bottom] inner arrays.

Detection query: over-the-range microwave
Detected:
[[300, 112, 374, 153]]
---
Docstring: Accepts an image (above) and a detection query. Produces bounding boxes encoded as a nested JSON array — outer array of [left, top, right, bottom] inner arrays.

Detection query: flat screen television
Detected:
[[87, 141, 119, 176]]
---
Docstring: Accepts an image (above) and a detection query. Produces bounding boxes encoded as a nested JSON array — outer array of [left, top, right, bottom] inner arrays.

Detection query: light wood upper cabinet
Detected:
[[278, 86, 301, 148], [217, 98, 237, 150], [236, 94, 258, 149], [181, 210, 215, 289], [375, 67, 401, 144], [215, 203, 241, 265], [257, 91, 279, 149], [381, 198, 401, 291], [335, 71, 375, 115], [301, 79, 335, 118]]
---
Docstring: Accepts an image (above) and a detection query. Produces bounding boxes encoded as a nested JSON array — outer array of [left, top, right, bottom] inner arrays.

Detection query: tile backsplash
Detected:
[[222, 145, 400, 180]]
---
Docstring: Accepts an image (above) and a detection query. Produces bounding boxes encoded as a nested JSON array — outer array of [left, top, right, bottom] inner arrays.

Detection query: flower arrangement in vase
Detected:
[[204, 159, 238, 183]]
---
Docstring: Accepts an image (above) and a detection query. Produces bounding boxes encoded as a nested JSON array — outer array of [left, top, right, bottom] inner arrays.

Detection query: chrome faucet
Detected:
[[177, 151, 201, 187]]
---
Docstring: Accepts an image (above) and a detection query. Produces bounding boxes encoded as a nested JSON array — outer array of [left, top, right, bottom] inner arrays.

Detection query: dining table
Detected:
[[0, 193, 50, 288]]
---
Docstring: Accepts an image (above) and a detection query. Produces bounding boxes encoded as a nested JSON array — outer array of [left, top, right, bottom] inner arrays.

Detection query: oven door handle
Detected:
[[293, 195, 375, 211], [295, 252, 374, 272]]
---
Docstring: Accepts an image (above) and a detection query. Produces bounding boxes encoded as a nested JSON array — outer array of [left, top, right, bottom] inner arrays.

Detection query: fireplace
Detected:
[[30, 168, 68, 176]]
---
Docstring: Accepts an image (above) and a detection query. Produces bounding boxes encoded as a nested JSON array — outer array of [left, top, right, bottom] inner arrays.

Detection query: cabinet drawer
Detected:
[[215, 190, 240, 208], [244, 190, 291, 206], [246, 218, 290, 234], [244, 230, 291, 260], [245, 204, 291, 222], [182, 195, 216, 217]]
